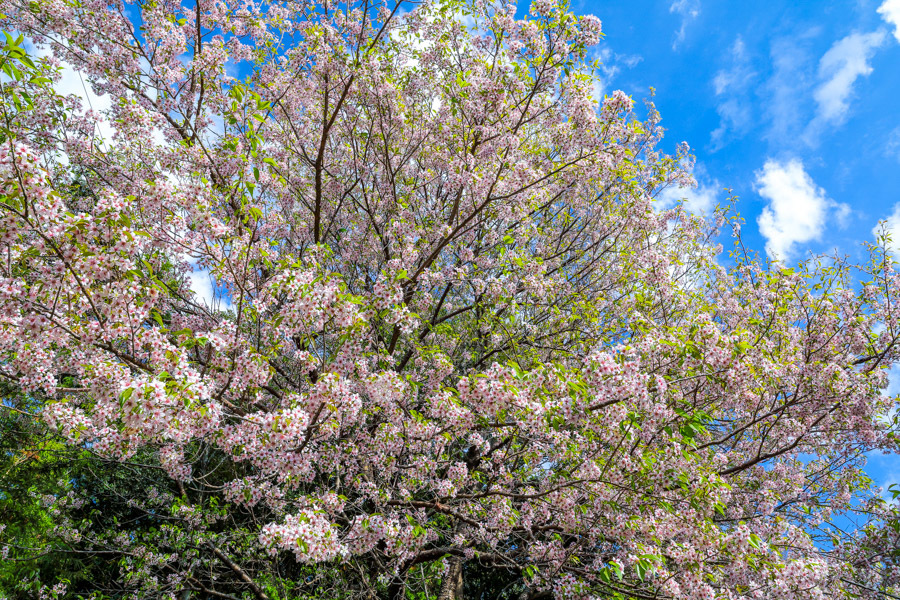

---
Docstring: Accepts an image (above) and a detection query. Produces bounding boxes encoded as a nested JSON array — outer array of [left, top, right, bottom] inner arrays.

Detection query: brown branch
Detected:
[[205, 541, 270, 600]]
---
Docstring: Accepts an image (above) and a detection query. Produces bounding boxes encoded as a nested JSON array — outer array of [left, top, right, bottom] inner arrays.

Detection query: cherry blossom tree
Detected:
[[0, 0, 898, 598]]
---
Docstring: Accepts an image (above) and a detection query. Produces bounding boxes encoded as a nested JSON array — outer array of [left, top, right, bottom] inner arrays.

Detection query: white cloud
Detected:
[[873, 203, 900, 254], [22, 38, 115, 144], [811, 30, 886, 125], [618, 54, 643, 69], [188, 268, 217, 307], [713, 38, 751, 95], [833, 202, 852, 228], [887, 126, 900, 162], [867, 448, 900, 503], [669, 0, 700, 50], [590, 79, 605, 108], [755, 159, 849, 260], [872, 362, 900, 501], [657, 164, 720, 215], [659, 181, 719, 215], [764, 29, 887, 147], [710, 36, 756, 150], [177, 251, 231, 309], [589, 46, 642, 105], [886, 365, 900, 442], [887, 364, 900, 397], [878, 0, 900, 42], [187, 264, 232, 309], [764, 34, 816, 145]]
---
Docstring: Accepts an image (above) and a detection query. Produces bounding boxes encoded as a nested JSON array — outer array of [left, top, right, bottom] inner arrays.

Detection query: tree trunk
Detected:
[[437, 558, 464, 600]]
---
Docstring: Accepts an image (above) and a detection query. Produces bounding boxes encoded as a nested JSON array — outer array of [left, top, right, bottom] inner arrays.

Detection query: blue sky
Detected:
[[576, 0, 900, 264], [572, 0, 900, 498]]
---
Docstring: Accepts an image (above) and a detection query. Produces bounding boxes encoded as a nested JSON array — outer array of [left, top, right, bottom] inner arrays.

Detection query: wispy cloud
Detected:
[[589, 46, 642, 104], [710, 36, 756, 150], [669, 0, 700, 50], [764, 34, 817, 146], [755, 159, 849, 260], [763, 28, 888, 148], [887, 126, 900, 162], [810, 31, 886, 128], [878, 0, 900, 42]]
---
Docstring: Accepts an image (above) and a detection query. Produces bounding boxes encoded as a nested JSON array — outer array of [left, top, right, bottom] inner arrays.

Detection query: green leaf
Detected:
[[635, 558, 652, 581]]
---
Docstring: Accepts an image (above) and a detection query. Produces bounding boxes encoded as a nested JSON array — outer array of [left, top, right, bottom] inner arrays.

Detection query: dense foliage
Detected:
[[0, 0, 898, 598]]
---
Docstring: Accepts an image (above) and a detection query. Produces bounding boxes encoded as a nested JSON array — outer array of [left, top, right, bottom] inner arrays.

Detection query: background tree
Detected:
[[0, 2, 898, 599]]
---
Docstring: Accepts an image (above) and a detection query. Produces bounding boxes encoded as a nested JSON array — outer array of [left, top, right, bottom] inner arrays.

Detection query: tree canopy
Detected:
[[0, 0, 898, 598]]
